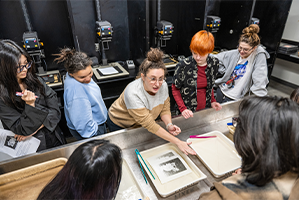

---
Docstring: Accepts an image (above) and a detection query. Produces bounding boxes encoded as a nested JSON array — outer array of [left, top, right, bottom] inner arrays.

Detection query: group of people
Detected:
[[0, 24, 268, 154], [1, 24, 299, 199], [38, 95, 299, 199]]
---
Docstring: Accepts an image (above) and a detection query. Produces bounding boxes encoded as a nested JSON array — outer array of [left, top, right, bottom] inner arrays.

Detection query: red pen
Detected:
[[16, 92, 39, 98], [189, 135, 217, 139]]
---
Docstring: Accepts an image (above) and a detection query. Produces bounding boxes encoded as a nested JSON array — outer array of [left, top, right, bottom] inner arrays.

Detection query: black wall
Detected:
[[148, 0, 206, 57], [0, 0, 292, 70], [253, 0, 292, 52], [66, 0, 130, 63], [0, 0, 74, 71], [127, 0, 147, 63], [207, 0, 254, 50]]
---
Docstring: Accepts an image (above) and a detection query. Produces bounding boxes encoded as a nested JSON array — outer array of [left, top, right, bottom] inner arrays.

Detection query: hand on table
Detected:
[[182, 109, 193, 119], [211, 102, 222, 111], [176, 140, 196, 155]]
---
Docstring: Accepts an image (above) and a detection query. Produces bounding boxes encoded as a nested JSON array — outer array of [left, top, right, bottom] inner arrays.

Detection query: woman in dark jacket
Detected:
[[172, 30, 222, 119], [0, 39, 65, 151]]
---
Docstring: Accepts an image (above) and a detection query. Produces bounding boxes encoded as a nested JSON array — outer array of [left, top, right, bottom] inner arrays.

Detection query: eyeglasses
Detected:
[[146, 76, 166, 84], [17, 61, 32, 73], [237, 45, 253, 53]]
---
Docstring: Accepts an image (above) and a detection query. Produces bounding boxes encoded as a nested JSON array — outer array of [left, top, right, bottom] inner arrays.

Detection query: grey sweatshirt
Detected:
[[213, 46, 270, 98]]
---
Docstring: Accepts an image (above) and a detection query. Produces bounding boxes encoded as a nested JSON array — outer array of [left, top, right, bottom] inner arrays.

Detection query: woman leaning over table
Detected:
[[172, 30, 222, 119], [107, 48, 196, 155]]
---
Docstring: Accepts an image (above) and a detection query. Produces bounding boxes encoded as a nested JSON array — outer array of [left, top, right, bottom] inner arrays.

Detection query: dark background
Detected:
[[0, 0, 292, 71], [0, 0, 293, 138]]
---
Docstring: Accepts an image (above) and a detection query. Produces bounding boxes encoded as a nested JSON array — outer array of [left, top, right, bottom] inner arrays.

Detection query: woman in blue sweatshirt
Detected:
[[55, 48, 107, 140]]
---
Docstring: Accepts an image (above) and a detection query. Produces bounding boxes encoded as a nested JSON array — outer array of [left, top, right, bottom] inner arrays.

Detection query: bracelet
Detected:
[[166, 123, 173, 130]]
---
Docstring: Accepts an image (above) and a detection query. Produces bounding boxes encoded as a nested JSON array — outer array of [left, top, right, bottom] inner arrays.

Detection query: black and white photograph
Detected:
[[157, 151, 175, 160], [4, 136, 18, 150], [147, 150, 192, 184], [159, 157, 187, 176]]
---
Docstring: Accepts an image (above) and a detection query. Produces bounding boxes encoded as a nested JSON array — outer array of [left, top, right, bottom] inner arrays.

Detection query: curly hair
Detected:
[[239, 24, 260, 47], [54, 48, 92, 74], [137, 48, 167, 78]]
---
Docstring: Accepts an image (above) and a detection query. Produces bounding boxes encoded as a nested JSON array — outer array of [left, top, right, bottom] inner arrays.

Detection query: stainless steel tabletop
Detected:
[[0, 100, 240, 200]]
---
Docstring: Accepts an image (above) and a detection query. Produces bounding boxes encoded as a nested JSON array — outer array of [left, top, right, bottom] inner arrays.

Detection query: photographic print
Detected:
[[4, 136, 18, 149], [147, 150, 191, 184]]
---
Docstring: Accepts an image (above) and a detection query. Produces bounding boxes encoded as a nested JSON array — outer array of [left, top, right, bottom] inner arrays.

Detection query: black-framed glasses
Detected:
[[146, 76, 166, 84], [237, 45, 253, 53], [17, 61, 32, 73]]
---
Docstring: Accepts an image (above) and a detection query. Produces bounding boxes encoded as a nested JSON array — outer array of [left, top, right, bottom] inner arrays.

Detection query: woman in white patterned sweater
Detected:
[[108, 48, 196, 155]]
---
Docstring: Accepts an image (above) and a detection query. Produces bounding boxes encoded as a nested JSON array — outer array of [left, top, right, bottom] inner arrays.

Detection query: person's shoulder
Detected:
[[124, 78, 142, 97], [180, 55, 193, 65], [208, 54, 219, 63], [37, 76, 45, 84], [222, 173, 246, 185], [64, 74, 82, 89], [176, 55, 194, 70], [256, 45, 270, 58], [218, 49, 238, 56], [64, 75, 87, 97]]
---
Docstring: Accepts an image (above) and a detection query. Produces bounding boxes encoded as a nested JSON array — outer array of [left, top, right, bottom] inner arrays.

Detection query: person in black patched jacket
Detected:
[[0, 39, 66, 151], [172, 30, 222, 119]]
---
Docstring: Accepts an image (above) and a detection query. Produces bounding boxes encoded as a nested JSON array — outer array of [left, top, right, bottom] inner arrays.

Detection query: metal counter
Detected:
[[0, 100, 240, 200]]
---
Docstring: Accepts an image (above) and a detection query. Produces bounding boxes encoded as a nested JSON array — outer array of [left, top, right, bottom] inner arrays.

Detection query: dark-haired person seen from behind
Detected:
[[199, 96, 299, 200], [214, 24, 269, 103], [0, 39, 65, 151], [55, 48, 108, 140], [38, 139, 122, 200], [108, 48, 196, 155], [172, 30, 222, 119]]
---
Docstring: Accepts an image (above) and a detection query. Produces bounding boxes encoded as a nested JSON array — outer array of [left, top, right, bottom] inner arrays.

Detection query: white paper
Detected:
[[147, 150, 191, 184], [115, 161, 143, 200], [0, 129, 40, 158], [98, 67, 119, 75], [116, 185, 141, 200], [190, 135, 241, 175]]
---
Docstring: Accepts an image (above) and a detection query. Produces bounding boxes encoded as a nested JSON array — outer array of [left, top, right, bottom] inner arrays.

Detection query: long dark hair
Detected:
[[54, 47, 92, 74], [38, 139, 122, 200], [234, 96, 299, 186], [0, 39, 44, 110]]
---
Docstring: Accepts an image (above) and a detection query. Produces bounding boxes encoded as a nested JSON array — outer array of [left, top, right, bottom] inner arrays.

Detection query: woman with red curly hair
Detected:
[[172, 30, 222, 119]]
